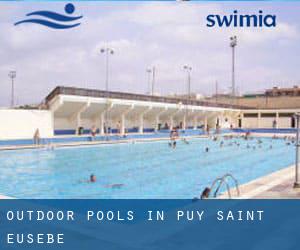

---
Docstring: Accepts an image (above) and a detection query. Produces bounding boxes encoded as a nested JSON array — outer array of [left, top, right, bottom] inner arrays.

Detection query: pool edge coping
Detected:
[[0, 134, 214, 151], [218, 165, 296, 199]]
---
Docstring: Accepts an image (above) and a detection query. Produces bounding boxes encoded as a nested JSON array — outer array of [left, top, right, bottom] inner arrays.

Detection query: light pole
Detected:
[[294, 113, 300, 188], [183, 65, 192, 102], [183, 65, 192, 130], [100, 47, 114, 93], [151, 66, 156, 96], [8, 71, 16, 108], [100, 47, 114, 136], [230, 36, 237, 98], [215, 80, 218, 103], [146, 68, 152, 95], [146, 66, 156, 95]]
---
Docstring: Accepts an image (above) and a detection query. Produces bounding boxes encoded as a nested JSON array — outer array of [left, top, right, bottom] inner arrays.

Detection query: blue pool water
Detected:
[[0, 137, 295, 199]]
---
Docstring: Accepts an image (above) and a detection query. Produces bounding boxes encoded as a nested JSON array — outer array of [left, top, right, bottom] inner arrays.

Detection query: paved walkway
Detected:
[[0, 134, 211, 151], [220, 166, 300, 199]]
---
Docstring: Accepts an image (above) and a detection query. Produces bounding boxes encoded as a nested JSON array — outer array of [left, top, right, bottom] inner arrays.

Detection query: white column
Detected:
[[139, 114, 144, 134], [154, 107, 168, 131], [71, 102, 90, 135], [169, 116, 174, 130], [99, 112, 105, 135], [182, 115, 186, 130], [276, 112, 279, 129], [193, 116, 198, 130], [258, 112, 261, 128], [155, 115, 160, 131], [118, 105, 134, 135], [138, 107, 152, 134], [121, 113, 125, 135], [204, 116, 208, 131], [76, 113, 81, 135], [215, 117, 219, 129], [240, 113, 244, 128]]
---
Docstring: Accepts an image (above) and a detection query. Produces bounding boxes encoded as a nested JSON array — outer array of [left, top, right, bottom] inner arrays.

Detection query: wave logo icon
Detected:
[[14, 3, 82, 29]]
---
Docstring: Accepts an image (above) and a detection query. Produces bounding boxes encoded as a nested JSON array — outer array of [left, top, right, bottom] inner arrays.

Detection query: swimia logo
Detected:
[[14, 3, 83, 29], [206, 10, 276, 28]]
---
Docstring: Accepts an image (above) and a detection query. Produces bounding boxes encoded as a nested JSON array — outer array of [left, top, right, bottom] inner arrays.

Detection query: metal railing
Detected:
[[45, 86, 251, 109], [209, 173, 240, 198]]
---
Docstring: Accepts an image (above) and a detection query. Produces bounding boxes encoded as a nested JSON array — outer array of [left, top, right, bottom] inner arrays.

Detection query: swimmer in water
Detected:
[[78, 174, 96, 184], [205, 147, 209, 153], [173, 141, 177, 148], [106, 184, 124, 189], [90, 174, 96, 183], [182, 138, 190, 145]]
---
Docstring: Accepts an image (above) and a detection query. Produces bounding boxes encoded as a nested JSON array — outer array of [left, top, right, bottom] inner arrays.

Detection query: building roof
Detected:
[[45, 86, 251, 110]]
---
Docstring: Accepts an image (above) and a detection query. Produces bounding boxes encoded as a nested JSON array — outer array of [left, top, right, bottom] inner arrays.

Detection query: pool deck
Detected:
[[0, 194, 14, 199], [0, 132, 296, 151], [0, 134, 211, 151], [219, 165, 300, 199]]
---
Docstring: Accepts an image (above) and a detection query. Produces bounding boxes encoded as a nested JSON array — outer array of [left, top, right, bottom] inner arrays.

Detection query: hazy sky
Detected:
[[1, 1, 300, 106]]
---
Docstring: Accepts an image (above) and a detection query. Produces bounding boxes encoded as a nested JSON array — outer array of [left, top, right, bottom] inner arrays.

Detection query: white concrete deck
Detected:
[[219, 165, 300, 199], [0, 134, 211, 151]]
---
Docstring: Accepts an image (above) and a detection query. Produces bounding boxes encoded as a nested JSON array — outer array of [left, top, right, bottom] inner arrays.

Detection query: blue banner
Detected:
[[0, 199, 300, 250]]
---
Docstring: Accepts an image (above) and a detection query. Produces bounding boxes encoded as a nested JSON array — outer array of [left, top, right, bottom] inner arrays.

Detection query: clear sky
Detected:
[[0, 1, 300, 106]]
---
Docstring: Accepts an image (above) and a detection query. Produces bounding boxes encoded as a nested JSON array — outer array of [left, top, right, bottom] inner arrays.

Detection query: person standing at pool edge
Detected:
[[33, 128, 40, 145]]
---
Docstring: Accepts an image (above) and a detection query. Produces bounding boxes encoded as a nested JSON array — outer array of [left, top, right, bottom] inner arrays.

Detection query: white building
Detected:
[[47, 87, 239, 136], [0, 86, 299, 140]]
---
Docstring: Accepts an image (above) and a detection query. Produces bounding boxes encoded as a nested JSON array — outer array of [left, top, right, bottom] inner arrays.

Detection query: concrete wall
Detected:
[[54, 117, 76, 130], [259, 117, 275, 128], [205, 96, 300, 109], [278, 117, 291, 128], [242, 118, 259, 128], [242, 117, 293, 128], [0, 109, 53, 140]]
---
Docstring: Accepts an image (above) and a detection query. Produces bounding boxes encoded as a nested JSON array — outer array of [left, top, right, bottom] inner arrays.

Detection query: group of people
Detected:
[[211, 131, 298, 154]]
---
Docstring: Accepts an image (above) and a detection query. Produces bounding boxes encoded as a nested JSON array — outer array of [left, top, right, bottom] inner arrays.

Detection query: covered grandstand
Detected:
[[45, 86, 242, 135]]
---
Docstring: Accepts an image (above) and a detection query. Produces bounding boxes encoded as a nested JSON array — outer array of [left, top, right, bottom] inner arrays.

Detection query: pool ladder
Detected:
[[209, 173, 240, 199]]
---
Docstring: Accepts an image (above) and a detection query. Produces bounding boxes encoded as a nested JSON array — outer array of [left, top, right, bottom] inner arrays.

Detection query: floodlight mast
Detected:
[[230, 36, 237, 99], [100, 47, 114, 93], [183, 65, 192, 129], [100, 47, 114, 137], [8, 71, 16, 108], [146, 66, 156, 96], [294, 113, 300, 188]]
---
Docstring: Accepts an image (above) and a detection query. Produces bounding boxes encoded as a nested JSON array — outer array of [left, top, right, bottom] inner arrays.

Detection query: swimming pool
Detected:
[[0, 136, 295, 198]]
